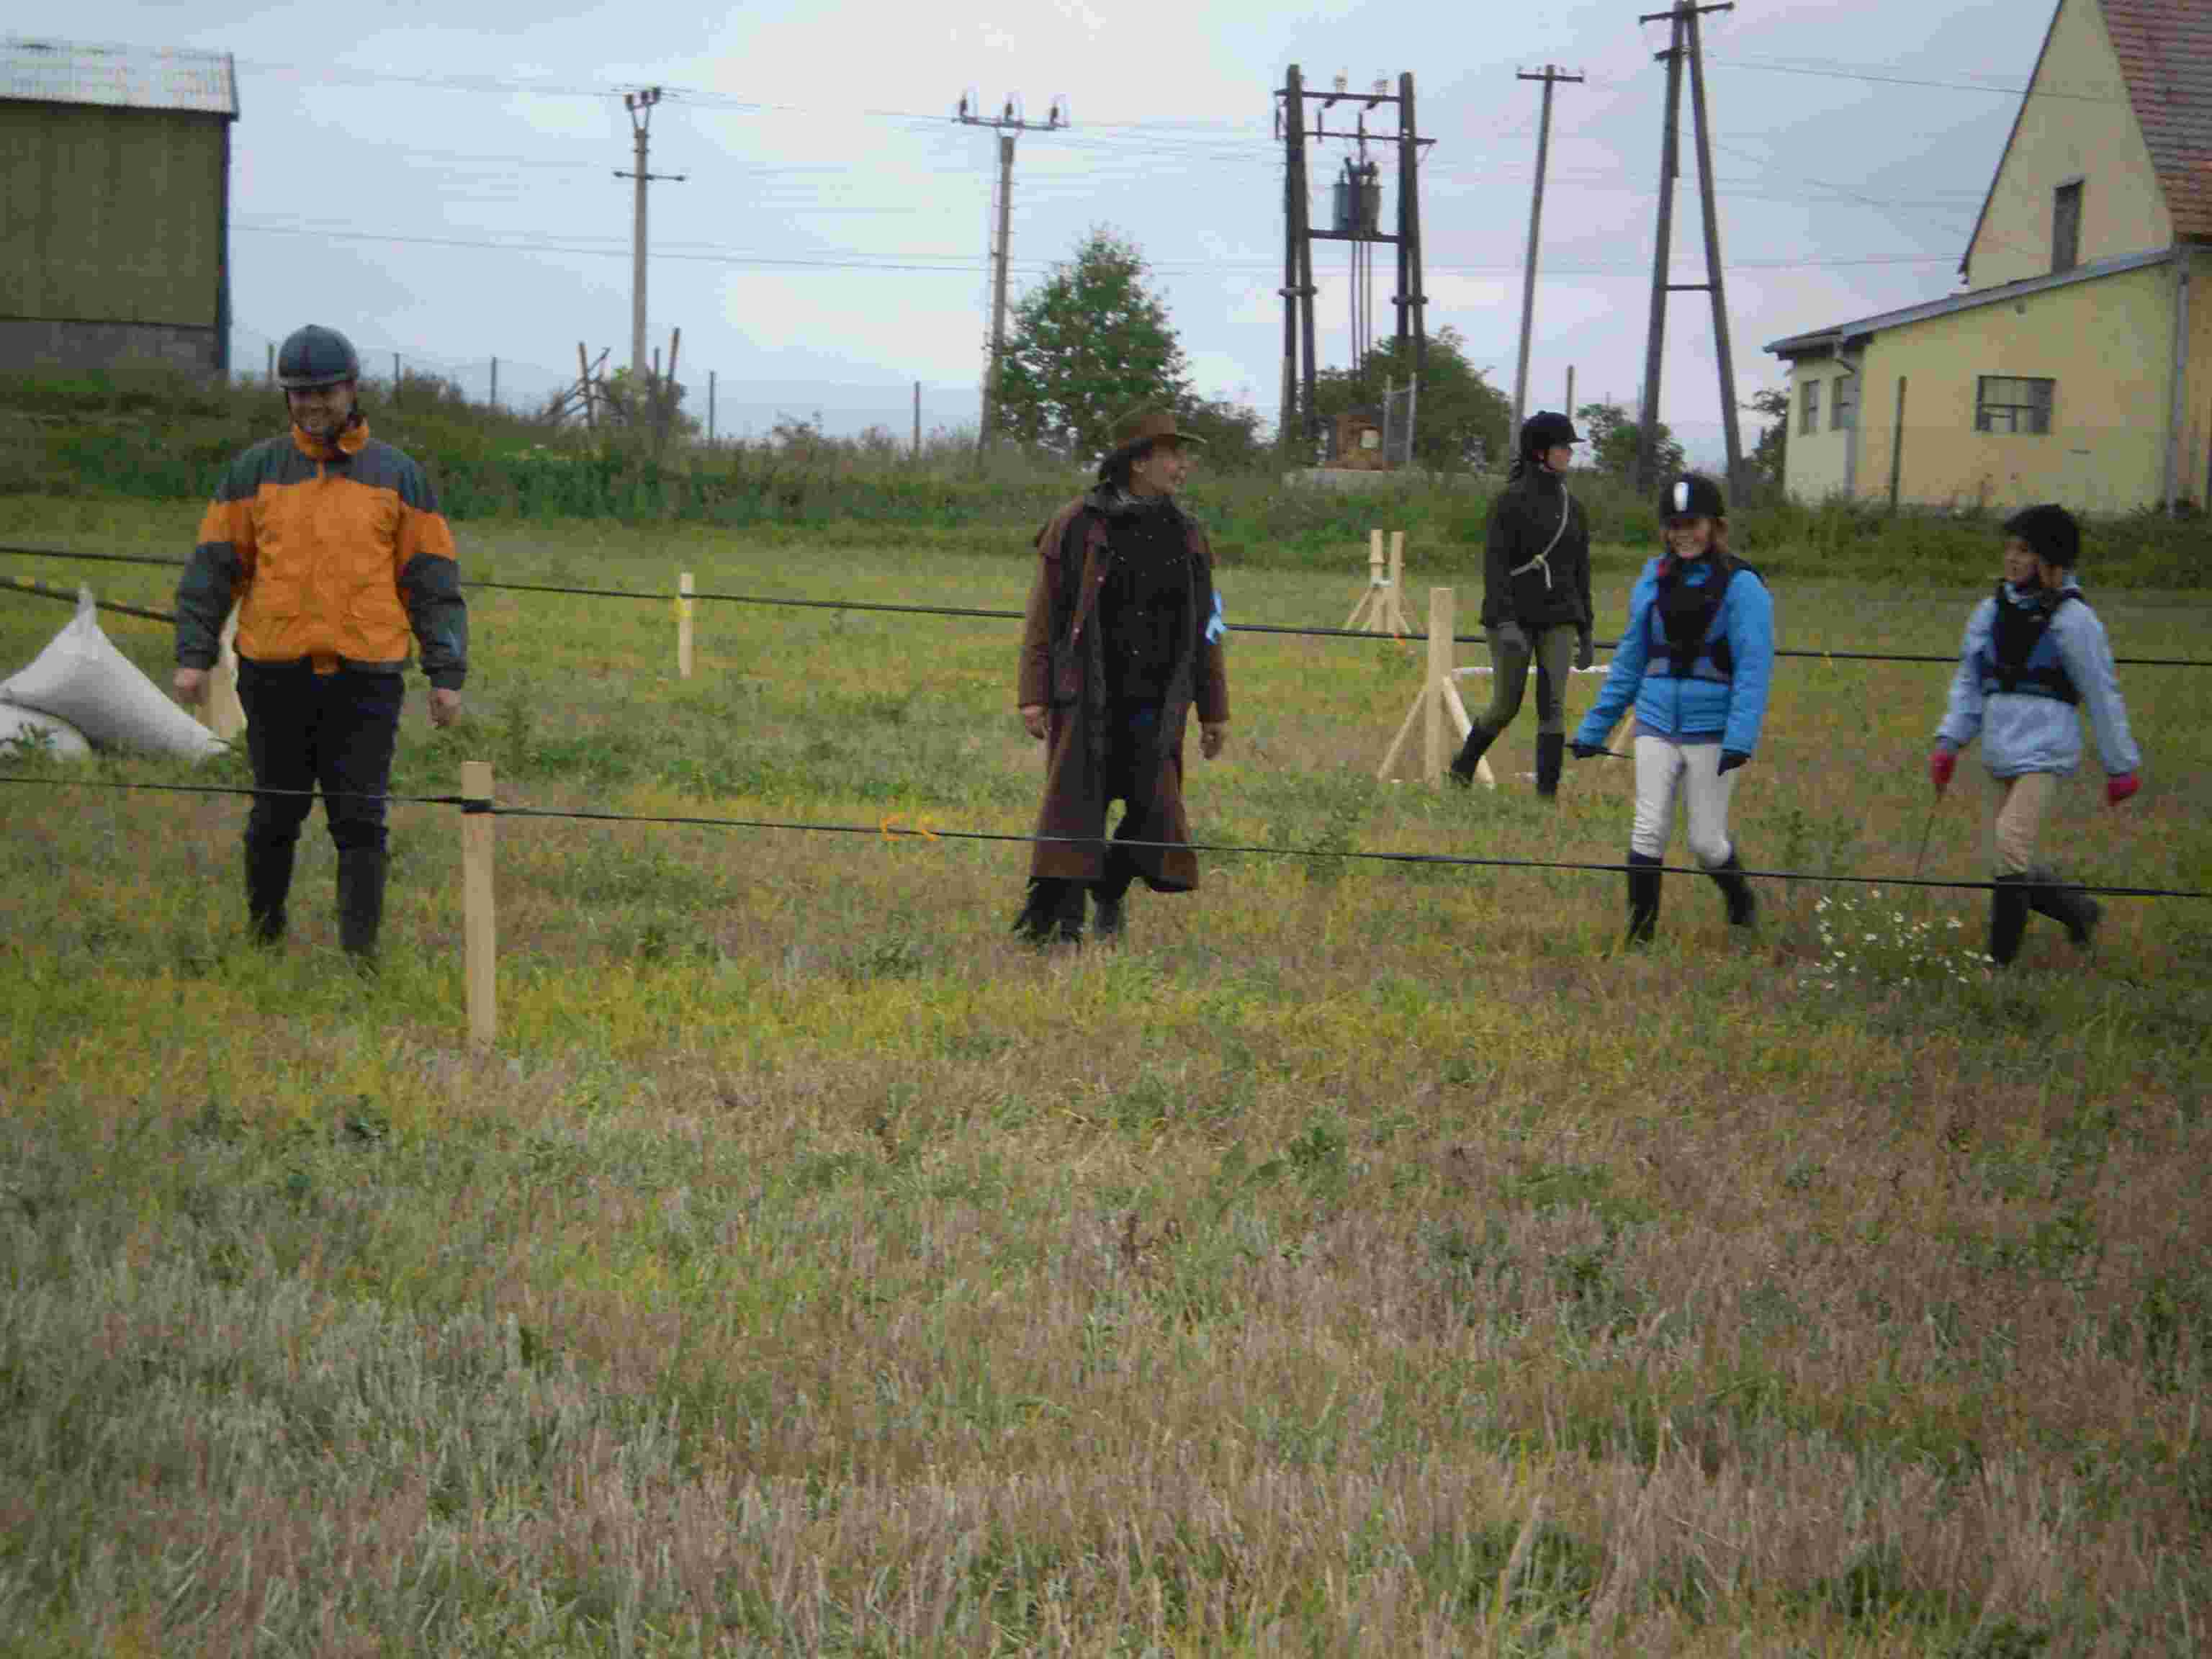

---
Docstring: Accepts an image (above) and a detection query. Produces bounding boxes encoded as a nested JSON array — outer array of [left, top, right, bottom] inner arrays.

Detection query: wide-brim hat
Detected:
[[1103, 405, 1207, 467]]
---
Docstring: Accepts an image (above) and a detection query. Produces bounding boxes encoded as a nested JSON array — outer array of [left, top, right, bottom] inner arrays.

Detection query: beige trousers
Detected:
[[1990, 772, 2058, 876]]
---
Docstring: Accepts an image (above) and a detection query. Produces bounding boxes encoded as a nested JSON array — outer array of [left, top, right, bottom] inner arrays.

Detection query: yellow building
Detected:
[[1766, 0, 2210, 514]]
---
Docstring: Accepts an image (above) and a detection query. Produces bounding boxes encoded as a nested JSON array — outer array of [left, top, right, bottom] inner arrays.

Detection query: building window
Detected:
[[1832, 374, 1856, 431], [1799, 378, 1821, 436], [1975, 376, 2055, 435], [2052, 181, 2082, 274]]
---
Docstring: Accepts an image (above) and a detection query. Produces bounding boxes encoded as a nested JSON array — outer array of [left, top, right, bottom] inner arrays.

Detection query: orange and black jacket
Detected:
[[175, 419, 468, 688]]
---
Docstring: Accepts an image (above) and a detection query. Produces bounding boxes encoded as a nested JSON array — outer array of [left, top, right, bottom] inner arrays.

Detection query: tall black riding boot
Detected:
[[1534, 732, 1565, 799], [1707, 850, 1757, 927], [2026, 866, 2100, 948], [1988, 873, 2032, 966], [1447, 724, 1498, 788], [336, 847, 387, 966], [1012, 878, 1084, 945], [244, 836, 296, 945], [1625, 852, 1663, 946], [1090, 851, 1135, 944]]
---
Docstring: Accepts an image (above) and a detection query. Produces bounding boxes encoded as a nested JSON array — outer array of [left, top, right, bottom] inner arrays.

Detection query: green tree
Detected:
[[1743, 387, 1790, 498], [1174, 394, 1269, 472], [997, 228, 1189, 459], [1574, 401, 1685, 484], [1308, 327, 1509, 472]]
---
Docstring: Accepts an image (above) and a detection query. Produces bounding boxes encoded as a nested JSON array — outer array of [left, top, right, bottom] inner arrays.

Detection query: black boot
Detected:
[[244, 836, 296, 945], [2026, 867, 2100, 948], [336, 847, 387, 966], [1447, 724, 1497, 788], [1012, 878, 1083, 945], [1707, 850, 1757, 927], [1988, 873, 2032, 966], [1534, 733, 1565, 799], [1090, 857, 1133, 944], [1625, 852, 1663, 946]]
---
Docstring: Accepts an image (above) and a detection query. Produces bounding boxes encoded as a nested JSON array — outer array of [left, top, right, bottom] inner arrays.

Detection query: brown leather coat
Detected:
[[1016, 489, 1230, 890]]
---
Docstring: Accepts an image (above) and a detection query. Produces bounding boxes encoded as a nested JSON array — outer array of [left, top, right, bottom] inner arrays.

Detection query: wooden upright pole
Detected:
[[677, 572, 695, 679], [1423, 585, 1454, 782], [1636, 10, 1686, 494], [460, 760, 497, 1048], [1684, 6, 1744, 493]]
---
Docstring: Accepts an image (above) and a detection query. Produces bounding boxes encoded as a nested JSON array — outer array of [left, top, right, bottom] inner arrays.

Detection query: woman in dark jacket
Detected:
[[1447, 411, 1593, 797]]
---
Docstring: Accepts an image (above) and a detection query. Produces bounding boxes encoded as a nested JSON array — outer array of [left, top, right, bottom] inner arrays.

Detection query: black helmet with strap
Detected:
[[1519, 410, 1581, 459], [1659, 472, 1726, 522], [276, 325, 361, 390]]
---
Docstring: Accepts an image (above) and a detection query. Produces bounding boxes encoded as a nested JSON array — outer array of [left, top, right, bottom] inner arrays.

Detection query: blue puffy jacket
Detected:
[[1935, 582, 2139, 779], [1574, 554, 1775, 755]]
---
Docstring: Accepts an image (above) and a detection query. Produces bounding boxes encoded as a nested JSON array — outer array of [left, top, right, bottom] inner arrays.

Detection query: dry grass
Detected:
[[2, 498, 2209, 1655]]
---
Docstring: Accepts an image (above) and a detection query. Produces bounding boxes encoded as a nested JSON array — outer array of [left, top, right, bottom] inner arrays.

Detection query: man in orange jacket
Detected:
[[173, 324, 467, 963]]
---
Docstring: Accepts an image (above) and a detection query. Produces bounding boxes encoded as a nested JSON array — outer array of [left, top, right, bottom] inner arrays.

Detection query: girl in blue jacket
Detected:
[[1571, 474, 1774, 943], [1928, 503, 2140, 966]]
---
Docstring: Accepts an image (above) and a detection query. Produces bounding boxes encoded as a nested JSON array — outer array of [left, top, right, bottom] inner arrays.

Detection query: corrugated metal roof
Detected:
[[1766, 247, 2175, 358], [1, 37, 236, 117], [2102, 0, 2212, 241]]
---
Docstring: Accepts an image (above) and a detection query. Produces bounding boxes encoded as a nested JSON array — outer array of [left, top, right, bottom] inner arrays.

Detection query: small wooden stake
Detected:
[[1423, 585, 1453, 781], [677, 572, 695, 680], [202, 603, 246, 742], [461, 760, 497, 1048]]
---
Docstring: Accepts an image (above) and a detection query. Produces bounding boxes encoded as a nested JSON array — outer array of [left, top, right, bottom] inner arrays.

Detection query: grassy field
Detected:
[[3, 495, 2211, 1655]]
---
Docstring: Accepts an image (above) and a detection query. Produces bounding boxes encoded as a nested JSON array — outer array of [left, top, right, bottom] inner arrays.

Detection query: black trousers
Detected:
[[238, 660, 405, 853]]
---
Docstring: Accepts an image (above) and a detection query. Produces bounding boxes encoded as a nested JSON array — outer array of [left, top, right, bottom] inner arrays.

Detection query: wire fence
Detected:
[[6, 544, 2211, 667], [4, 770, 2205, 901]]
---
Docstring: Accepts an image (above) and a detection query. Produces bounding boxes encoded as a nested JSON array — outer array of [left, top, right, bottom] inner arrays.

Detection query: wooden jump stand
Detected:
[[1344, 529, 1416, 637], [1377, 586, 1493, 788]]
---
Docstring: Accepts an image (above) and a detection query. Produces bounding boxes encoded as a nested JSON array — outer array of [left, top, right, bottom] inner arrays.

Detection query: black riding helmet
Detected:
[[1659, 472, 1726, 522], [1519, 410, 1581, 461], [276, 325, 361, 390], [2002, 503, 2080, 570]]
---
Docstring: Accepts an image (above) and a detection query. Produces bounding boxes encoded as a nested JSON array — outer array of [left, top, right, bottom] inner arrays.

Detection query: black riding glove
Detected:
[[1570, 741, 1605, 760], [1718, 750, 1750, 775]]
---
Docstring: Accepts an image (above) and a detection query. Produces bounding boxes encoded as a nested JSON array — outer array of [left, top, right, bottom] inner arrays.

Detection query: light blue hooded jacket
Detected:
[[1936, 581, 2139, 779], [1573, 553, 1776, 756]]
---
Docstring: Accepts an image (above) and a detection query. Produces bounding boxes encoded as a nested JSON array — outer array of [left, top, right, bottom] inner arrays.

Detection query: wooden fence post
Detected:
[[461, 760, 497, 1048], [677, 572, 695, 679], [1423, 586, 1453, 781]]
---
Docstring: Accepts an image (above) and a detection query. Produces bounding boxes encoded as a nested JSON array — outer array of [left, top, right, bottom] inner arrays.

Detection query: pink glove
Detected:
[[1928, 749, 1956, 794], [2106, 772, 2139, 806]]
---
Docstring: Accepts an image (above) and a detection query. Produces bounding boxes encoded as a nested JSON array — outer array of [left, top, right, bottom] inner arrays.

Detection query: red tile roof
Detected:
[[2102, 0, 2212, 240]]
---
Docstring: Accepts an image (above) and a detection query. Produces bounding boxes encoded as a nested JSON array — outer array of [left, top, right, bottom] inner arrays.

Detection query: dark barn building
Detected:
[[1, 39, 238, 379]]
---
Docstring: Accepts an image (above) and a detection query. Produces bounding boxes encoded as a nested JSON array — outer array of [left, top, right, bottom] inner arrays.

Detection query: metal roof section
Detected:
[[1765, 246, 2175, 359], [1, 37, 237, 117]]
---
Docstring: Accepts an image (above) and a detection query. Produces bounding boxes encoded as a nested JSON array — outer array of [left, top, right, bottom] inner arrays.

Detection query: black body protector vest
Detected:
[[1979, 583, 2080, 704], [1650, 554, 1749, 683]]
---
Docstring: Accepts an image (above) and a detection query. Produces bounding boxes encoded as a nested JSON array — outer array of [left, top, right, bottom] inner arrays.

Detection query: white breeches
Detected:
[[1631, 734, 1737, 866]]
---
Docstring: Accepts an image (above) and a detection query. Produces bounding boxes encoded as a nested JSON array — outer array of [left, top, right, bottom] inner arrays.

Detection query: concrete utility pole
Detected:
[[1635, 1, 1741, 495], [955, 92, 1069, 446], [616, 88, 686, 385], [1511, 65, 1584, 438]]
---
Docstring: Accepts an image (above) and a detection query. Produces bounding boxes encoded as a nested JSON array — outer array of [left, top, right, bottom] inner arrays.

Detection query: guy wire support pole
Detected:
[[1395, 71, 1428, 383], [1511, 65, 1584, 438], [616, 88, 687, 385], [955, 94, 1069, 447], [1279, 68, 1304, 455], [1684, 3, 1745, 493]]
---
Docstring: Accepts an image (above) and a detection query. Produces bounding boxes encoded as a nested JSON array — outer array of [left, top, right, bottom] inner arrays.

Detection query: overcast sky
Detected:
[[29, 0, 2054, 459]]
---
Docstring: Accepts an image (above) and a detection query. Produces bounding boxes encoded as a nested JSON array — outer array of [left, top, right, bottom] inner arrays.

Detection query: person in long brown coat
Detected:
[[1013, 407, 1231, 944]]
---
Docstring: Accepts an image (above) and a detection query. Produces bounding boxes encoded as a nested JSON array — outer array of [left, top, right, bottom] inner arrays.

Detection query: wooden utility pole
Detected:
[[955, 93, 1069, 446], [1279, 68, 1431, 459], [616, 88, 686, 384], [1635, 1, 1739, 494], [1511, 66, 1583, 439]]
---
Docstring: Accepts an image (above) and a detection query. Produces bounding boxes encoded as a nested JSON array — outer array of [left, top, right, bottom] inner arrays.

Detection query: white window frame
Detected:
[[1974, 376, 2054, 436]]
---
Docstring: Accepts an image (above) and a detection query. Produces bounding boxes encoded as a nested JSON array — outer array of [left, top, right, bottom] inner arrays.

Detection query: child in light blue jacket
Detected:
[[1928, 503, 2141, 965], [1573, 474, 1775, 943]]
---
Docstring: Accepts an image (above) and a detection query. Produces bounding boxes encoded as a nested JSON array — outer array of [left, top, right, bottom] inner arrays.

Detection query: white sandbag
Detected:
[[0, 588, 228, 761], [0, 701, 90, 760]]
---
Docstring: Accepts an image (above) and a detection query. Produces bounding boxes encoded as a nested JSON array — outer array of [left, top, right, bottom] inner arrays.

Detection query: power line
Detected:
[[1702, 54, 2132, 104]]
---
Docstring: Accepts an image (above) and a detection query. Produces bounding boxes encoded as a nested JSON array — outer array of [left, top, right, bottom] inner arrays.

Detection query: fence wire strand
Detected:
[[4, 770, 2205, 901], [7, 543, 2208, 667]]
